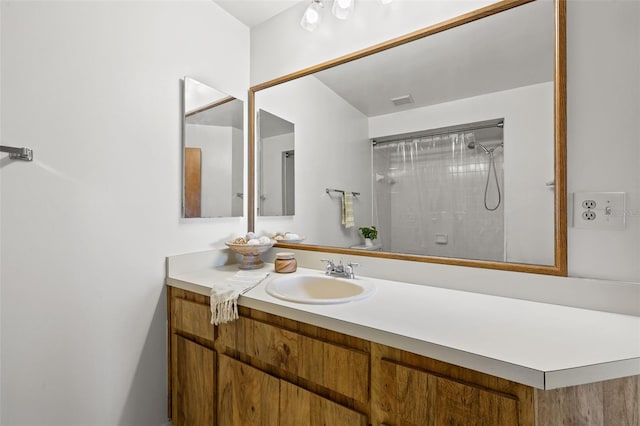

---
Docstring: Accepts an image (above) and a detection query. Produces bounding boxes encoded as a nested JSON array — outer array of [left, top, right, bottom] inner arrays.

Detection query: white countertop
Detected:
[[167, 263, 640, 390]]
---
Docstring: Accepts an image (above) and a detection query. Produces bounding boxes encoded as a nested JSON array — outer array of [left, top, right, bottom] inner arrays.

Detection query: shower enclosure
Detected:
[[372, 119, 505, 262]]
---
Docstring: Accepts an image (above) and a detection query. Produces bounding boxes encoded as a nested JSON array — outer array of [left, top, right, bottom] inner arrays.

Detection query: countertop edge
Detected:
[[544, 358, 640, 390]]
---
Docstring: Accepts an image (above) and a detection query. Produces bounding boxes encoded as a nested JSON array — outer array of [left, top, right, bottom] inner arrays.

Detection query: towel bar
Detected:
[[325, 188, 360, 197]]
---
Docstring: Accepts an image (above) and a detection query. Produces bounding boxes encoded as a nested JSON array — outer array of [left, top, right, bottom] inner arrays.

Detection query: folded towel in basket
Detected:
[[342, 192, 355, 228], [210, 270, 270, 325]]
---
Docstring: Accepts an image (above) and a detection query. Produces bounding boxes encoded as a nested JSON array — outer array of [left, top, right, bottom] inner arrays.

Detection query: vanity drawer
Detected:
[[217, 316, 369, 404], [172, 297, 214, 342]]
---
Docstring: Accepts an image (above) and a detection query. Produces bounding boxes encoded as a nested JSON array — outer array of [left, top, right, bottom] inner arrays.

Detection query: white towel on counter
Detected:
[[210, 270, 270, 325], [342, 192, 355, 228]]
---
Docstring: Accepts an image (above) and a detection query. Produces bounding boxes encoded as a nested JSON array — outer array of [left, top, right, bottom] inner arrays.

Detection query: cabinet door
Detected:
[[172, 335, 215, 426], [279, 380, 367, 426], [172, 297, 214, 342], [218, 355, 280, 426], [377, 359, 520, 426]]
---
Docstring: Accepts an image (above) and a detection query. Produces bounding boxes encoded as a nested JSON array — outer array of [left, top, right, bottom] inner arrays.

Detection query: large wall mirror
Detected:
[[249, 0, 566, 275], [183, 77, 244, 218]]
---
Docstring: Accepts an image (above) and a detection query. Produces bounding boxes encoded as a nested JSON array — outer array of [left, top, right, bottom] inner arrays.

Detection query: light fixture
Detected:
[[332, 0, 354, 20], [300, 0, 324, 32], [301, 0, 392, 32]]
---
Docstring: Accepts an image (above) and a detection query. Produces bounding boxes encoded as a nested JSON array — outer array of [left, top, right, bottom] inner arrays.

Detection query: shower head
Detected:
[[464, 133, 476, 149]]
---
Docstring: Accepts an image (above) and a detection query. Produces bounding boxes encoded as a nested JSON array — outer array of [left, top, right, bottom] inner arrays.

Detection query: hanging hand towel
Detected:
[[210, 270, 270, 325], [342, 192, 355, 228]]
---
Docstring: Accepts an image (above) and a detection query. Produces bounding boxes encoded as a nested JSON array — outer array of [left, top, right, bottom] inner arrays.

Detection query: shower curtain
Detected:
[[372, 131, 504, 261]]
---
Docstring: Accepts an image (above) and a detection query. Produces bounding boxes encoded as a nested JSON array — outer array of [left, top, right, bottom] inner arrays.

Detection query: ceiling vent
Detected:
[[391, 94, 414, 107]]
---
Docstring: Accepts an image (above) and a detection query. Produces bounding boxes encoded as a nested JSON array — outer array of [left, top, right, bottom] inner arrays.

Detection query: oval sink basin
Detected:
[[265, 274, 375, 304]]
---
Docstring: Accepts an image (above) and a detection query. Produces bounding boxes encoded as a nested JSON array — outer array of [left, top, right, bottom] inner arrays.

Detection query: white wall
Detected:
[[255, 76, 371, 247], [252, 0, 640, 283], [370, 82, 555, 265], [0, 1, 249, 425], [566, 0, 640, 281]]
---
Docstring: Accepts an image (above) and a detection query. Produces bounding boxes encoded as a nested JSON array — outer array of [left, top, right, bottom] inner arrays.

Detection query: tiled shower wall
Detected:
[[373, 133, 504, 261]]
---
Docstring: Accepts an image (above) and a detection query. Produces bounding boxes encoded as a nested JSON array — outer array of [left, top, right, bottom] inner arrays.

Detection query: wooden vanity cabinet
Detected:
[[168, 287, 530, 426], [168, 287, 216, 426], [168, 286, 639, 426]]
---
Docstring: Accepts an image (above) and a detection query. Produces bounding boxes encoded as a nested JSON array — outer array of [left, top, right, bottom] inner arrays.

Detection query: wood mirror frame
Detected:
[[248, 0, 567, 276]]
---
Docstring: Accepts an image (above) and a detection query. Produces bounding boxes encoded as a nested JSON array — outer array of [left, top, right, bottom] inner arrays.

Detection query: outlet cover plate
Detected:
[[573, 192, 626, 230]]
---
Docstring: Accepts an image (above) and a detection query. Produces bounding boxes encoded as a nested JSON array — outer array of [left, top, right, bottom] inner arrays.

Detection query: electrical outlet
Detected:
[[573, 192, 626, 229]]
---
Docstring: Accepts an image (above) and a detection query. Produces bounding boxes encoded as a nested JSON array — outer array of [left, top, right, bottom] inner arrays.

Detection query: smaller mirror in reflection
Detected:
[[258, 109, 295, 216], [183, 77, 243, 218]]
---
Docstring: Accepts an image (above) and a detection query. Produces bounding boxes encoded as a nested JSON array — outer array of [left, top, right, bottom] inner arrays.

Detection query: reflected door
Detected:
[[282, 150, 295, 216], [184, 147, 202, 218]]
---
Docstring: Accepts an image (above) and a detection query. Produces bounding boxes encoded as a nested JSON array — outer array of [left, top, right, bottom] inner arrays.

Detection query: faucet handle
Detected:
[[345, 262, 359, 278], [320, 259, 335, 274]]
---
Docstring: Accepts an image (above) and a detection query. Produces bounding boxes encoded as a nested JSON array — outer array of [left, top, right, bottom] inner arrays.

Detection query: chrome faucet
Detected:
[[320, 259, 359, 279]]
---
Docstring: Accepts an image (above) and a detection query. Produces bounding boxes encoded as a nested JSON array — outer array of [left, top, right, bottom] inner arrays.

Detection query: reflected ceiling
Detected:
[[313, 1, 554, 117], [186, 100, 244, 129]]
